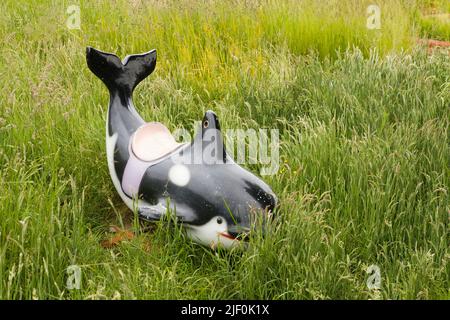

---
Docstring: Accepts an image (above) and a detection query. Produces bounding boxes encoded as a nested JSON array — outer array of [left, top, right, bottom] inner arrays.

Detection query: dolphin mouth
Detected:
[[219, 231, 250, 242], [219, 232, 238, 241]]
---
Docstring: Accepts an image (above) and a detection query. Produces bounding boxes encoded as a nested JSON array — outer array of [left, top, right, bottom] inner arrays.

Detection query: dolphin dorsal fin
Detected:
[[192, 111, 227, 164]]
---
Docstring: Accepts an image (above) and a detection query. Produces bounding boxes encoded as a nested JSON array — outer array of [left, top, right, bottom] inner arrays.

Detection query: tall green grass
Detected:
[[417, 14, 450, 41], [412, 0, 449, 41], [0, 0, 448, 299]]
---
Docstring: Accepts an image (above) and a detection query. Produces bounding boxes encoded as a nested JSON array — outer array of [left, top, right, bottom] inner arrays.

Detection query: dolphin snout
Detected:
[[227, 225, 251, 242], [266, 192, 277, 214], [227, 192, 277, 242], [228, 230, 250, 242]]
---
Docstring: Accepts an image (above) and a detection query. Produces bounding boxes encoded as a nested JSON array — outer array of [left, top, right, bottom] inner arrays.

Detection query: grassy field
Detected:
[[0, 0, 448, 299]]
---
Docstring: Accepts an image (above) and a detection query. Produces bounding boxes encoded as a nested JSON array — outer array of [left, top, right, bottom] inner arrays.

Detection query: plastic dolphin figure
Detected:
[[86, 47, 277, 249]]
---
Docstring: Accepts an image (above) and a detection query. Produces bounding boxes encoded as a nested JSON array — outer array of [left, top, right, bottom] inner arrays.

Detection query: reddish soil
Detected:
[[101, 225, 135, 248]]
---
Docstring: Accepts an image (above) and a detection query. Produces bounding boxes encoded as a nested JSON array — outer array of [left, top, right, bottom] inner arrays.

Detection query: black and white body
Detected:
[[86, 47, 277, 249]]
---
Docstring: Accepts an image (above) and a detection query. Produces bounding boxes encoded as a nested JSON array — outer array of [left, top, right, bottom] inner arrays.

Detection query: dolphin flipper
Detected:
[[137, 202, 198, 224], [138, 205, 164, 221]]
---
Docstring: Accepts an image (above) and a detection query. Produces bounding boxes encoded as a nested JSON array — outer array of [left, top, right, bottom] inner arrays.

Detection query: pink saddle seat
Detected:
[[131, 122, 182, 162]]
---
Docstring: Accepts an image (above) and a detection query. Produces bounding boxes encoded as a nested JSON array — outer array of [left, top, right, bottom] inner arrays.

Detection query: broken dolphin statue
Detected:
[[86, 46, 277, 249]]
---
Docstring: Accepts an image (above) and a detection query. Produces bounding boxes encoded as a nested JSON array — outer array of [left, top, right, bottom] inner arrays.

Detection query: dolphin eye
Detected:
[[216, 217, 223, 224], [203, 120, 209, 128]]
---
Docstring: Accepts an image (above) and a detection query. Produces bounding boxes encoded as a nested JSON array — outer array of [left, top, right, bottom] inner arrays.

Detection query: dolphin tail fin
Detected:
[[86, 47, 157, 95]]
